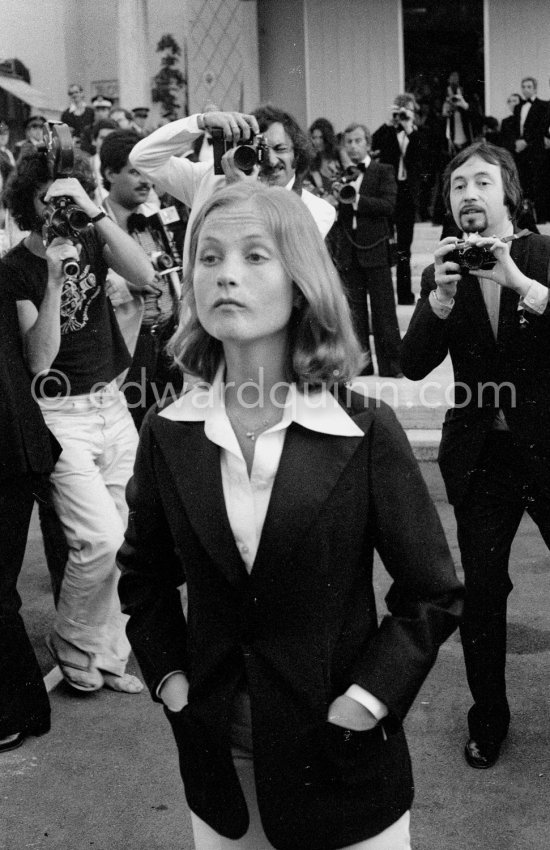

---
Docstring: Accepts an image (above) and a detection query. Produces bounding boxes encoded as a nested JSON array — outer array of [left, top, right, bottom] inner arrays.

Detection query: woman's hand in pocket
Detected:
[[159, 672, 189, 713], [327, 695, 378, 731]]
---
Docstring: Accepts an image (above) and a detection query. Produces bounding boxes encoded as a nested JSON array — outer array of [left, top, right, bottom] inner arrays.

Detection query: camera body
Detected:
[[393, 108, 410, 121], [40, 123, 91, 278], [43, 196, 90, 241], [211, 128, 269, 175], [447, 241, 496, 272]]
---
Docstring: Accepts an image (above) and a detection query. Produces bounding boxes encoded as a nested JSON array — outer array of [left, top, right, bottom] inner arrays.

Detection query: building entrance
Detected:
[[402, 0, 485, 115]]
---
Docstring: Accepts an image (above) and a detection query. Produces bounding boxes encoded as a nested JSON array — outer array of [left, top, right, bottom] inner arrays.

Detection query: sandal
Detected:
[[102, 672, 144, 694], [45, 634, 104, 693]]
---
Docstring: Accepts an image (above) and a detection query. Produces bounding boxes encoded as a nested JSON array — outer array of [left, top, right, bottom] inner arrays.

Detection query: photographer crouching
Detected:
[[1, 129, 155, 696]]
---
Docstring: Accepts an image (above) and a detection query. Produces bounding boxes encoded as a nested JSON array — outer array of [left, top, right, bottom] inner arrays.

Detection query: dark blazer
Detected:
[[499, 114, 517, 153], [118, 391, 462, 850], [512, 98, 548, 150], [335, 160, 396, 269], [401, 233, 550, 506], [371, 123, 424, 205]]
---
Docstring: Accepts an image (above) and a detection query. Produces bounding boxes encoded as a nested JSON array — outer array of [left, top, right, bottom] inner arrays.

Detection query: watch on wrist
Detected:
[[90, 210, 107, 224]]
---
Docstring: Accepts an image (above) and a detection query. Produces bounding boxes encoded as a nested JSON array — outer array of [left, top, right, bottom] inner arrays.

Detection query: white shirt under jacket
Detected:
[[158, 366, 388, 722]]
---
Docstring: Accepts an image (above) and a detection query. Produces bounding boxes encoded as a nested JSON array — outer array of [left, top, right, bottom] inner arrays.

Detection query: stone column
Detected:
[[117, 0, 149, 109]]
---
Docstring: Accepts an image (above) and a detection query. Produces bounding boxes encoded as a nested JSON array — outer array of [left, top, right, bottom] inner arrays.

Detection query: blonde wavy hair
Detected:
[[168, 182, 364, 388]]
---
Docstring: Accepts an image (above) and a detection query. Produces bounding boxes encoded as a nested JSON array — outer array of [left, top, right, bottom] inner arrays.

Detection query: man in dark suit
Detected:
[[499, 93, 521, 153], [512, 76, 548, 221], [335, 123, 402, 376], [0, 279, 60, 752], [401, 140, 550, 770], [372, 93, 424, 305]]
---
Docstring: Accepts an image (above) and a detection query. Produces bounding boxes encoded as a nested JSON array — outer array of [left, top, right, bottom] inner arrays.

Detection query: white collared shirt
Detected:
[[159, 365, 388, 720], [520, 99, 533, 136]]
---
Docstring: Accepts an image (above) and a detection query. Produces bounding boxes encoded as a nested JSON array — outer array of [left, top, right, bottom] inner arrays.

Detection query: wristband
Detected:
[[196, 113, 205, 131], [90, 210, 107, 224]]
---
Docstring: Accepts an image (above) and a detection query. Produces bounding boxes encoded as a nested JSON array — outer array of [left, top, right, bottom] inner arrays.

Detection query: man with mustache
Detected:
[[100, 130, 183, 428], [129, 106, 335, 272], [401, 141, 550, 769]]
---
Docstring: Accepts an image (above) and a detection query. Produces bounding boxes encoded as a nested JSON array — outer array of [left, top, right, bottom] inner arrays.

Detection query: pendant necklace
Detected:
[[227, 408, 282, 441]]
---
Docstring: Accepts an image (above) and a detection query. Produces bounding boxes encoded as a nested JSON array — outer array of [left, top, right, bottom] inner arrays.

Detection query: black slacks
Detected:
[[343, 259, 402, 376], [454, 432, 550, 744], [0, 475, 51, 737]]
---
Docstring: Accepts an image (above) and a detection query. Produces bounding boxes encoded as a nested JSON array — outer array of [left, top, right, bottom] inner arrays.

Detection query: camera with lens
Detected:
[[211, 128, 269, 176], [39, 122, 91, 278], [447, 241, 496, 272], [332, 165, 363, 204], [150, 251, 175, 273], [126, 205, 183, 323], [393, 108, 410, 121]]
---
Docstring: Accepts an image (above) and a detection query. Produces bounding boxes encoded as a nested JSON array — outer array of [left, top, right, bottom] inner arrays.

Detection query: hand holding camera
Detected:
[[46, 236, 81, 285], [436, 232, 529, 295], [392, 106, 415, 134], [44, 177, 99, 221], [200, 110, 259, 143]]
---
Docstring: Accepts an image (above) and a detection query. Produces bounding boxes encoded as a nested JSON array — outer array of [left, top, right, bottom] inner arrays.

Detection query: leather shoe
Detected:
[[0, 721, 50, 754], [464, 737, 502, 769]]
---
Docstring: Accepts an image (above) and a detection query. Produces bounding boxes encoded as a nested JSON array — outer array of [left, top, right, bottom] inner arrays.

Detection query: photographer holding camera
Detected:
[[401, 140, 550, 770], [100, 129, 184, 429], [1, 144, 155, 696], [372, 93, 424, 305], [331, 122, 402, 377], [128, 107, 335, 271]]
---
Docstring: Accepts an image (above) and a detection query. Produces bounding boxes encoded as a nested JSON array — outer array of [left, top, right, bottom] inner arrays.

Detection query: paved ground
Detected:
[[3, 223, 550, 850]]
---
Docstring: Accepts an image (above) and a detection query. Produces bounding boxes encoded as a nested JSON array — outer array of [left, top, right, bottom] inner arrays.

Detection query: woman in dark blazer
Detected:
[[118, 182, 463, 850]]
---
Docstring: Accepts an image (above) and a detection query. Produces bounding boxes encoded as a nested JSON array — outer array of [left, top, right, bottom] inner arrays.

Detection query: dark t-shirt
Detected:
[[2, 228, 131, 396], [0, 281, 60, 480]]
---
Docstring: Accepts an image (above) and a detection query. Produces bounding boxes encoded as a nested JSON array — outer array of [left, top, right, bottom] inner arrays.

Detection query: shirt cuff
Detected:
[[429, 288, 454, 318], [155, 670, 186, 699], [519, 279, 549, 314], [345, 684, 388, 720]]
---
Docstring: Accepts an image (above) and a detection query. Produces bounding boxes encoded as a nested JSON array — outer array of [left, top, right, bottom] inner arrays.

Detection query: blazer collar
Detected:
[[154, 370, 365, 584], [159, 367, 363, 439]]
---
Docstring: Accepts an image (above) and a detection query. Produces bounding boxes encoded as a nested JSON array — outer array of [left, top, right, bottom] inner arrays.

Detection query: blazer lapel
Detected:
[[251, 423, 363, 578], [496, 236, 526, 345], [153, 418, 248, 586]]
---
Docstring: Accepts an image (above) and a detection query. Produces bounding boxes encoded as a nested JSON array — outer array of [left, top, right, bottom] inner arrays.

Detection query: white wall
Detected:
[[486, 0, 550, 120], [0, 0, 68, 111], [258, 0, 308, 125], [304, 0, 402, 134]]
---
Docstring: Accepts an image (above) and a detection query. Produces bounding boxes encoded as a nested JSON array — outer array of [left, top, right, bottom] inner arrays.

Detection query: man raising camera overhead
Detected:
[[401, 140, 550, 771], [128, 106, 335, 272], [1, 144, 155, 696]]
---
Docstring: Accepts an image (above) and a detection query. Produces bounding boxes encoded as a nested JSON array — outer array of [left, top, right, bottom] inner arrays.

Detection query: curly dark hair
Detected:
[[99, 129, 142, 191], [308, 117, 339, 169], [3, 151, 50, 231], [3, 149, 96, 231], [442, 140, 523, 221], [252, 104, 313, 183]]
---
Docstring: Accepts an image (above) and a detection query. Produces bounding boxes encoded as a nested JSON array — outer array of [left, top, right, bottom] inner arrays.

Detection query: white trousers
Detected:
[[190, 693, 411, 850], [39, 383, 139, 675]]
